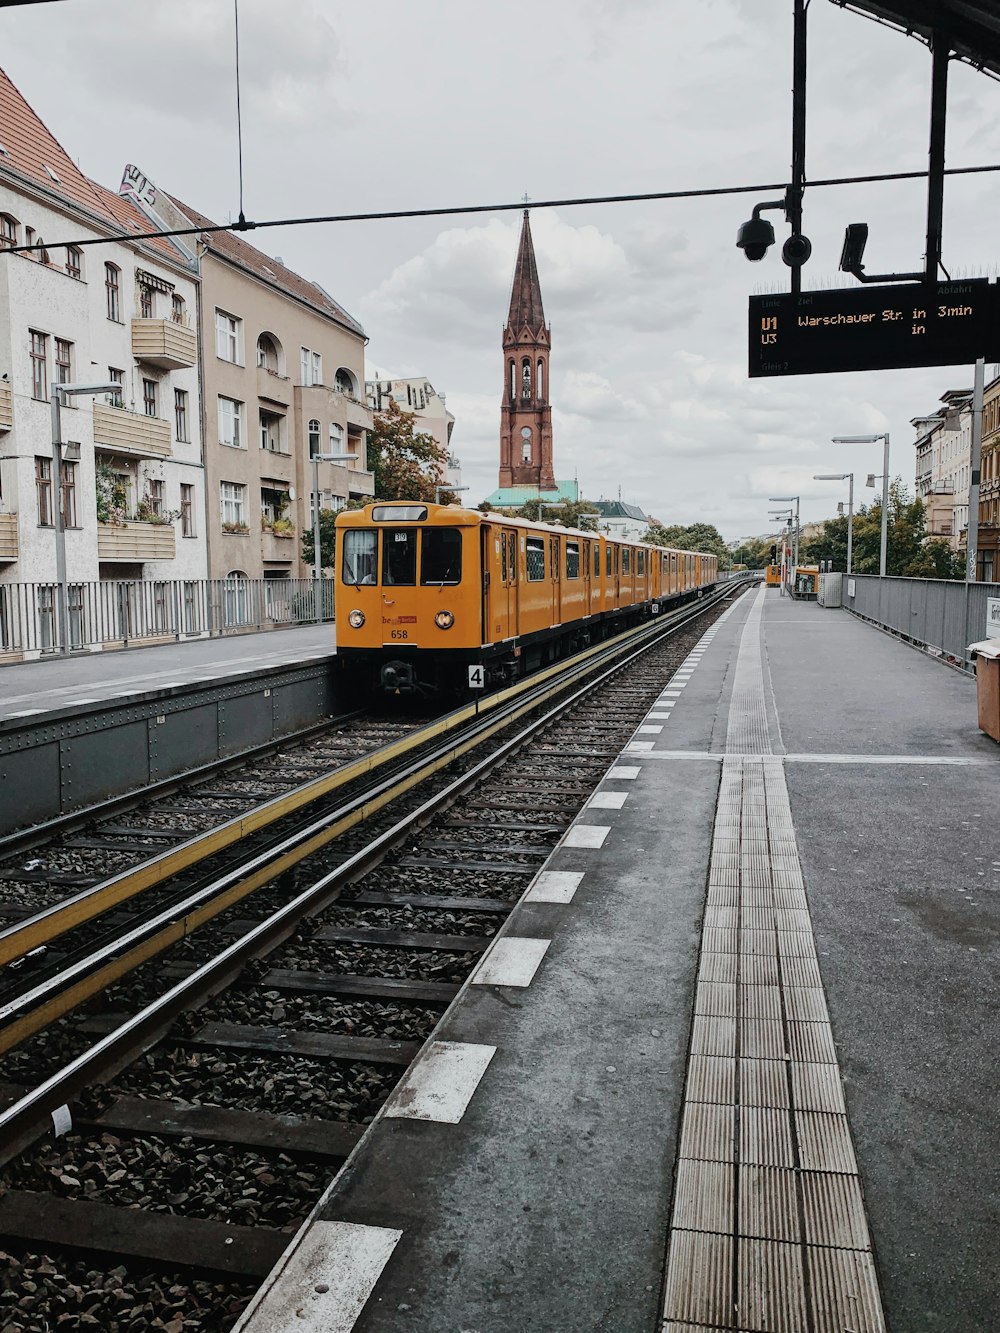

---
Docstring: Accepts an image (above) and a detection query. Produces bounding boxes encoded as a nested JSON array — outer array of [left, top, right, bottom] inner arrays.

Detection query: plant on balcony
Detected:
[[222, 520, 250, 534], [95, 462, 128, 527], [133, 493, 181, 525], [269, 517, 295, 537]]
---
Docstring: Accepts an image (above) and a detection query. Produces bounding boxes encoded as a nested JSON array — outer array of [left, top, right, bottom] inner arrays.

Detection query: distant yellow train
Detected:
[[334, 502, 719, 695]]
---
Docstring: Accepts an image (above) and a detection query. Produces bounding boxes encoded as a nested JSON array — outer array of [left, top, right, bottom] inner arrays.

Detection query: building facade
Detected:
[[912, 387, 974, 548], [119, 168, 374, 586], [973, 373, 1000, 580], [0, 72, 208, 653]]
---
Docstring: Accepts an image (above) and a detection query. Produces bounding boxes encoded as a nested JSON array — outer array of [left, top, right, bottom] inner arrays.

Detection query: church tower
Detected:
[[498, 211, 555, 491]]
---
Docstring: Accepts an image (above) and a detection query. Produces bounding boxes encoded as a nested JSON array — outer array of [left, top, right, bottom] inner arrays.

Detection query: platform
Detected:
[[236, 587, 1000, 1333], [0, 625, 336, 724]]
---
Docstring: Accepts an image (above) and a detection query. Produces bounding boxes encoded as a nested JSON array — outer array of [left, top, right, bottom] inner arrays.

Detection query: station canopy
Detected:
[[830, 2, 1000, 79]]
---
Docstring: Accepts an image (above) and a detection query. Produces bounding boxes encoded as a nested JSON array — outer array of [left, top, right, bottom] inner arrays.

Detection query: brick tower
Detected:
[[498, 211, 555, 491]]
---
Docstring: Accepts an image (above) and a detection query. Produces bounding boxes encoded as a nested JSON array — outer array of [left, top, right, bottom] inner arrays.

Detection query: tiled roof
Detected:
[[0, 66, 187, 268], [166, 193, 365, 338], [483, 479, 580, 506], [591, 499, 648, 523]]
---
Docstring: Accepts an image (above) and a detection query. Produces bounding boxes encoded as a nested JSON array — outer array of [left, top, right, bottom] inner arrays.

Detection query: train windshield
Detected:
[[341, 529, 377, 585], [383, 528, 417, 585], [421, 527, 462, 585]]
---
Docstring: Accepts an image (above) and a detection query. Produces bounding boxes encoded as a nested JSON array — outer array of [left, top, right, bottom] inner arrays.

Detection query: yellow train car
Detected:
[[765, 563, 782, 587], [335, 503, 718, 695]]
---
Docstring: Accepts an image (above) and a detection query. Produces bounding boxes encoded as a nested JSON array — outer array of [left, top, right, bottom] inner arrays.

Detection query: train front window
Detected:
[[342, 529, 377, 585], [383, 528, 417, 585], [421, 527, 462, 584]]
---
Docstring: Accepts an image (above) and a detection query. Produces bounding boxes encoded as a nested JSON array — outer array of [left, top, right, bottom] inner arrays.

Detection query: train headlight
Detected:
[[434, 610, 455, 630], [348, 609, 365, 628]]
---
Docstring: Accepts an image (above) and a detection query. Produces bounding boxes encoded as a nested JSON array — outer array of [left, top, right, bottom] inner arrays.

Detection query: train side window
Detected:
[[421, 526, 461, 584], [501, 532, 508, 583], [594, 544, 600, 577], [566, 540, 580, 579], [622, 547, 631, 575], [383, 528, 417, 585], [526, 535, 545, 581], [509, 533, 516, 582], [550, 535, 560, 580], [341, 529, 378, 586], [637, 549, 645, 575], [607, 546, 613, 576], [662, 554, 668, 575]]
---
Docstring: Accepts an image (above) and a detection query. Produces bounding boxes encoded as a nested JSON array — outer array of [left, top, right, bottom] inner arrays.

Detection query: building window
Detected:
[[142, 377, 157, 417], [260, 409, 283, 453], [174, 388, 189, 440], [30, 330, 47, 401], [300, 347, 321, 386], [329, 423, 344, 454], [215, 309, 240, 362], [171, 293, 185, 323], [36, 456, 52, 525], [55, 338, 72, 386], [218, 396, 243, 447], [257, 333, 279, 371], [108, 367, 124, 407], [105, 263, 121, 321], [520, 426, 532, 463], [335, 368, 355, 395], [308, 419, 321, 458], [147, 478, 164, 518], [65, 246, 82, 279], [180, 483, 195, 537], [139, 284, 154, 318], [220, 481, 247, 527], [61, 460, 78, 528], [0, 214, 17, 248]]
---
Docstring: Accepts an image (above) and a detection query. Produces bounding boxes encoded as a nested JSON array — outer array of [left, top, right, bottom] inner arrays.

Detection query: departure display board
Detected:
[[748, 279, 1000, 378]]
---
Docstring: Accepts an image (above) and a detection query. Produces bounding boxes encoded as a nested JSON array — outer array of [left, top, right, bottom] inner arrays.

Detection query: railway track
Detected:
[[0, 581, 752, 1333]]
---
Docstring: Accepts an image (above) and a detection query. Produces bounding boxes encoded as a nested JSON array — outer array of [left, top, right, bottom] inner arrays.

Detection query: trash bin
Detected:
[[968, 639, 1000, 742]]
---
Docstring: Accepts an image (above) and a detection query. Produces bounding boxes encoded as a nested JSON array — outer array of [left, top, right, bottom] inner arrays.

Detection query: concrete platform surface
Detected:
[[0, 625, 336, 722], [233, 589, 999, 1333]]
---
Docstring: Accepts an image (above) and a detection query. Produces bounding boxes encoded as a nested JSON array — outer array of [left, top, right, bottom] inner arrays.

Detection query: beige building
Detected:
[[120, 167, 374, 586], [912, 387, 973, 549], [366, 374, 460, 490]]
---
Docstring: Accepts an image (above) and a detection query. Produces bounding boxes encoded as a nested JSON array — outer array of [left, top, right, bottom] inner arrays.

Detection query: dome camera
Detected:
[[736, 215, 776, 262], [782, 233, 812, 268]]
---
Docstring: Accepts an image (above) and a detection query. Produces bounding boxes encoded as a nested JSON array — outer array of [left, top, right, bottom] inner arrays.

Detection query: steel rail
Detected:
[[0, 581, 750, 1158], [0, 589, 736, 967]]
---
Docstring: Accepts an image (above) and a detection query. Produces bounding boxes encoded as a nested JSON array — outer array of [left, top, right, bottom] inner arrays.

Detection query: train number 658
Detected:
[[390, 629, 409, 640]]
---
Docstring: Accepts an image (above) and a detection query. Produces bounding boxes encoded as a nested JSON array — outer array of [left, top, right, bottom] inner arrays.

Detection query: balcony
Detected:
[[97, 521, 176, 563], [93, 403, 172, 460], [257, 366, 292, 406], [131, 317, 197, 370], [0, 513, 17, 562], [332, 390, 372, 431], [262, 528, 296, 563], [346, 467, 375, 498], [0, 383, 11, 431]]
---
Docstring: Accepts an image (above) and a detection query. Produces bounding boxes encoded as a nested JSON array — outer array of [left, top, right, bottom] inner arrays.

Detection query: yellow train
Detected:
[[334, 502, 719, 696]]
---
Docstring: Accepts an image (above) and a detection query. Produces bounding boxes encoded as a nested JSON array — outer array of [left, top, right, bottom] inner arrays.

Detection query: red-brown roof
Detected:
[[0, 66, 186, 268], [506, 210, 546, 334], [167, 193, 365, 338]]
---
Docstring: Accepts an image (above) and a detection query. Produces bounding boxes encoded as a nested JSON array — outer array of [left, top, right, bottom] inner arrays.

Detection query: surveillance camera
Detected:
[[840, 222, 869, 276], [736, 215, 776, 262], [782, 233, 812, 268]]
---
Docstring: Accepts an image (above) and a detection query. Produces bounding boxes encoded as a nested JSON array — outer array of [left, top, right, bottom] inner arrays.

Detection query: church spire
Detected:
[[506, 210, 546, 333]]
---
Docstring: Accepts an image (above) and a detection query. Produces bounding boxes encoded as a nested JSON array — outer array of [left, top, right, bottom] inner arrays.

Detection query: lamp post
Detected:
[[435, 485, 468, 504], [814, 473, 854, 574], [310, 451, 353, 623], [769, 495, 800, 581], [832, 434, 889, 576], [51, 381, 120, 655]]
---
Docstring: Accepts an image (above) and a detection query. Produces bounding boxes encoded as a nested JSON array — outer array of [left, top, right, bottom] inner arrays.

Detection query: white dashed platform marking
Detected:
[[563, 824, 611, 847], [607, 765, 641, 779], [472, 937, 550, 987], [385, 1041, 495, 1123], [588, 790, 628, 809], [526, 870, 585, 903], [637, 724, 663, 734]]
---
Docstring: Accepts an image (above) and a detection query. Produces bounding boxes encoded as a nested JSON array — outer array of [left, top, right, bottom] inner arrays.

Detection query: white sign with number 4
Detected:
[[468, 664, 485, 689]]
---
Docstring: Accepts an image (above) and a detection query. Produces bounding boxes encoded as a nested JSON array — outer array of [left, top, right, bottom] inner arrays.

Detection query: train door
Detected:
[[485, 526, 511, 645], [503, 526, 519, 637], [583, 538, 593, 615], [550, 533, 561, 624]]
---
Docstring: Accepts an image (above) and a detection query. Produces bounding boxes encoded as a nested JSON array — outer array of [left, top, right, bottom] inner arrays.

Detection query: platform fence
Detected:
[[841, 572, 1000, 672], [0, 576, 336, 657]]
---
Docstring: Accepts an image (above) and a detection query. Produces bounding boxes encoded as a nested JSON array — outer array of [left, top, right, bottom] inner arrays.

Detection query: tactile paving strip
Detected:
[[661, 587, 886, 1333]]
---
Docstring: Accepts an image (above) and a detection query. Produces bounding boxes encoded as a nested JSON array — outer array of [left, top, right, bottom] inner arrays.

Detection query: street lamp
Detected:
[[435, 485, 468, 504], [769, 495, 800, 575], [310, 450, 353, 623], [814, 473, 854, 574], [51, 381, 120, 654], [832, 434, 889, 576]]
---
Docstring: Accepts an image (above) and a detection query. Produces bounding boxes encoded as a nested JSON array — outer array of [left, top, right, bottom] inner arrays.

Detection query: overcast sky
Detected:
[[4, 0, 1000, 539]]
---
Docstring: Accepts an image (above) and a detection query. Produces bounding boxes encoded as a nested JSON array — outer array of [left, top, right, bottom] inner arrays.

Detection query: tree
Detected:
[[367, 399, 450, 502], [642, 521, 732, 569], [510, 498, 601, 529], [300, 498, 368, 571], [800, 478, 966, 579]]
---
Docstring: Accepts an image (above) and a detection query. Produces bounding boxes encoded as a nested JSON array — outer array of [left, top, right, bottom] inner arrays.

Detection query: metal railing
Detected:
[[0, 577, 335, 657], [842, 573, 1000, 673]]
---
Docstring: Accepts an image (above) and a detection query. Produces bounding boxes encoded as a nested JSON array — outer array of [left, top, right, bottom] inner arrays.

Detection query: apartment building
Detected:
[[973, 372, 1000, 581], [911, 387, 974, 548], [366, 374, 461, 491], [120, 168, 374, 585], [0, 70, 207, 647]]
